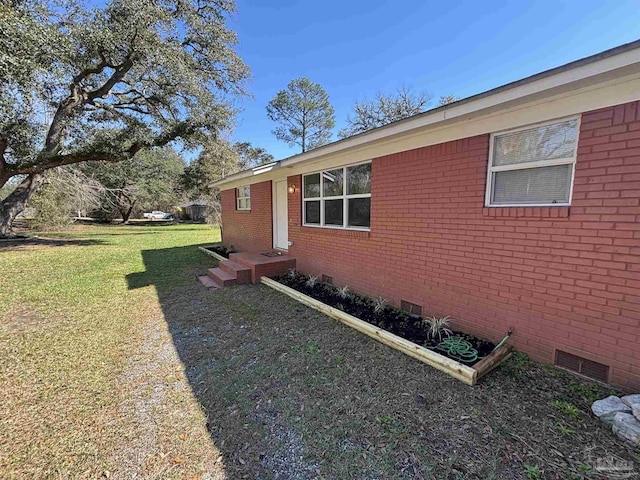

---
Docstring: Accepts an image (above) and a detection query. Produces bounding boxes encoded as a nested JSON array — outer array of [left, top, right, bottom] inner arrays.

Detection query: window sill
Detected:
[[482, 206, 570, 218], [301, 226, 370, 238]]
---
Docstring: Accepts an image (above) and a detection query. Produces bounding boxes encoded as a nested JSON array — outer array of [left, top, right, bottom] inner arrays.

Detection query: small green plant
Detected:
[[287, 268, 297, 279], [305, 274, 320, 288], [578, 464, 591, 473], [337, 285, 350, 299], [555, 422, 575, 436], [566, 381, 601, 403], [377, 414, 404, 434], [503, 352, 530, 377], [523, 465, 541, 480], [291, 342, 320, 355], [424, 315, 452, 342], [304, 343, 320, 354], [373, 297, 389, 314], [552, 400, 580, 419]]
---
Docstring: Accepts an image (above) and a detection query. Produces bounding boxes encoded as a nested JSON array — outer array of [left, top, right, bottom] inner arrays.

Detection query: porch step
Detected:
[[207, 267, 237, 286], [197, 275, 221, 289], [219, 259, 252, 284]]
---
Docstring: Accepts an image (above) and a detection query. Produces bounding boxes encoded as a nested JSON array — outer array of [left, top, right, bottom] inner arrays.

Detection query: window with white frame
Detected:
[[236, 185, 251, 210], [303, 162, 371, 229], [486, 118, 579, 206]]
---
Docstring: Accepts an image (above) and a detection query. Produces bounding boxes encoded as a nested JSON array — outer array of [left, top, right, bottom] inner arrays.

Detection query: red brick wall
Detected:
[[221, 180, 272, 252], [286, 101, 640, 390]]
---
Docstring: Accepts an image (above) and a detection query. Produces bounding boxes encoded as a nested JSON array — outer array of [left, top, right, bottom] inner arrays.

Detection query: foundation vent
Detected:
[[400, 300, 422, 317], [322, 275, 333, 285], [555, 350, 609, 383]]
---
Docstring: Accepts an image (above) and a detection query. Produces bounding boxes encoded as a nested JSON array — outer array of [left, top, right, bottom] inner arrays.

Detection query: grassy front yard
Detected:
[[1, 224, 637, 479]]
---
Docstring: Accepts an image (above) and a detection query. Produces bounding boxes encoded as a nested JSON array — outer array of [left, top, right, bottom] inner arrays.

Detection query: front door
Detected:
[[273, 180, 288, 250]]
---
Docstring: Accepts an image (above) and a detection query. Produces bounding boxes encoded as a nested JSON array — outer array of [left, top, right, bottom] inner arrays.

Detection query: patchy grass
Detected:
[[1, 224, 638, 479], [0, 224, 221, 478]]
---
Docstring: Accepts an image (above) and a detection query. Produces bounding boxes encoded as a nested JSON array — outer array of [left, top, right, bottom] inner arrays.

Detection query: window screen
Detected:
[[491, 164, 572, 205], [487, 118, 578, 206]]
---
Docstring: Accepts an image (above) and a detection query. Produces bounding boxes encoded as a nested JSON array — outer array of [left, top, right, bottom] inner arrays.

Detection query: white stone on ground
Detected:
[[621, 394, 640, 407], [633, 405, 640, 422], [592, 395, 632, 426], [612, 412, 640, 447]]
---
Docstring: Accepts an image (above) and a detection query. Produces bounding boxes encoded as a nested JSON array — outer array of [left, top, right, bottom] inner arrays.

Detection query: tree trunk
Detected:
[[119, 201, 135, 224], [0, 174, 45, 238]]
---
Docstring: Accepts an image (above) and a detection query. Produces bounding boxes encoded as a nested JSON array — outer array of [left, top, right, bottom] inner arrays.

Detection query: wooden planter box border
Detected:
[[261, 276, 512, 386], [198, 245, 227, 262]]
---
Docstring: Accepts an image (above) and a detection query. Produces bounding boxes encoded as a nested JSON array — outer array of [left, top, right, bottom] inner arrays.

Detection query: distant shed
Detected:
[[178, 200, 208, 221]]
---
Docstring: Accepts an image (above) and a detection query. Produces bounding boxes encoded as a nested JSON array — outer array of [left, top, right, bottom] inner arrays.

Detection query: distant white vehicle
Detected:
[[143, 211, 174, 220]]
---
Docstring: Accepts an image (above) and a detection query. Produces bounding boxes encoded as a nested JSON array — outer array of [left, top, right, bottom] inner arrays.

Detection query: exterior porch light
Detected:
[[288, 184, 296, 194]]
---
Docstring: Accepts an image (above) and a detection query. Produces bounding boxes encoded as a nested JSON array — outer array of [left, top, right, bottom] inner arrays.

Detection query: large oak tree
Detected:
[[0, 0, 248, 237]]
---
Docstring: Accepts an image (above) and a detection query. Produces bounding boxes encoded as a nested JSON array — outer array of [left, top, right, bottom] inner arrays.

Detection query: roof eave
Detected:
[[213, 39, 640, 189]]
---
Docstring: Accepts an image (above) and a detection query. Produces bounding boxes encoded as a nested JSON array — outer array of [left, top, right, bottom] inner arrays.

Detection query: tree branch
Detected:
[[44, 53, 136, 154], [18, 119, 198, 175], [17, 152, 129, 174], [87, 57, 135, 101]]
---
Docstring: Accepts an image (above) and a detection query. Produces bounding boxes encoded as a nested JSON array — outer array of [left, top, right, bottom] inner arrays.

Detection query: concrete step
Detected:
[[197, 275, 221, 289], [219, 260, 252, 284], [207, 267, 237, 286], [228, 252, 254, 268]]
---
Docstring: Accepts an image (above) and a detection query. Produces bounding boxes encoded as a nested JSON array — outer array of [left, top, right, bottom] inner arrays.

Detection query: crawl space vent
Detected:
[[555, 350, 609, 382], [400, 300, 422, 317], [321, 275, 333, 285]]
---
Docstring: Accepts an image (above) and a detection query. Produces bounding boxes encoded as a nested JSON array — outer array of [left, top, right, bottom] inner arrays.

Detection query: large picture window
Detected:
[[303, 162, 371, 229], [236, 185, 251, 210], [486, 118, 578, 206]]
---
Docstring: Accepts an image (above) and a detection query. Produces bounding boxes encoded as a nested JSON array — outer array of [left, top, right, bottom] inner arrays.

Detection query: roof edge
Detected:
[[214, 39, 640, 188]]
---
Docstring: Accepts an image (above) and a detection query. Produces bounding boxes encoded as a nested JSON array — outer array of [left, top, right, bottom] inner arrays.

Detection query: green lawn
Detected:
[[1, 224, 637, 479], [0, 224, 221, 479]]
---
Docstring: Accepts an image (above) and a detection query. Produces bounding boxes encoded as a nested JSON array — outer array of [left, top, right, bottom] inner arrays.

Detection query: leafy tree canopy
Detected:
[[83, 147, 185, 222], [234, 141, 274, 169], [266, 77, 335, 153], [0, 0, 248, 235], [182, 139, 239, 200]]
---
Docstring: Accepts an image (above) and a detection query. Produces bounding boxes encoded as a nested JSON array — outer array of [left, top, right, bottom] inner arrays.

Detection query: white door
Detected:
[[273, 180, 288, 250]]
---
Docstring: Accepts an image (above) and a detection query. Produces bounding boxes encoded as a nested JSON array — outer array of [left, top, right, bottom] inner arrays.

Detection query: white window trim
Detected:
[[302, 161, 371, 231], [485, 116, 580, 207], [236, 185, 251, 211]]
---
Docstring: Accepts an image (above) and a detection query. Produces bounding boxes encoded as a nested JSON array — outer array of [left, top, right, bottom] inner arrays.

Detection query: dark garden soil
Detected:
[[205, 244, 232, 258], [272, 271, 496, 366]]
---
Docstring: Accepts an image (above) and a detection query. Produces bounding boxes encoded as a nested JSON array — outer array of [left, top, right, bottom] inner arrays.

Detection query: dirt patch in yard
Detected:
[[111, 313, 225, 479], [129, 245, 640, 479], [1, 306, 50, 332]]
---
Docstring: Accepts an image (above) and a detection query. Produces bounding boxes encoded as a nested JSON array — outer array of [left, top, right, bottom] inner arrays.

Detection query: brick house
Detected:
[[213, 41, 640, 390]]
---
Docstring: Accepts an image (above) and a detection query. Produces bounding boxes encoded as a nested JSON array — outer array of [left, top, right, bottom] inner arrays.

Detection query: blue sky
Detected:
[[228, 0, 640, 160]]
